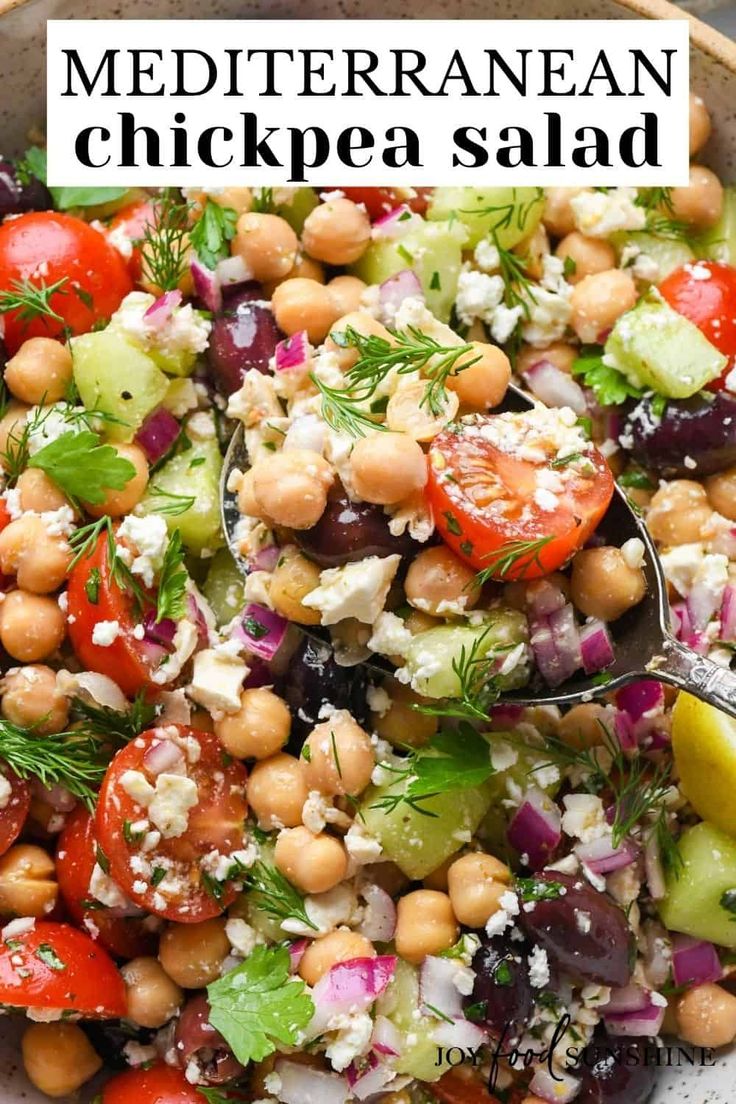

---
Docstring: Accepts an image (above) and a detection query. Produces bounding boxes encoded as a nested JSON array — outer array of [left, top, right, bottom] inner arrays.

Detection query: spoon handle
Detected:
[[648, 636, 736, 720]]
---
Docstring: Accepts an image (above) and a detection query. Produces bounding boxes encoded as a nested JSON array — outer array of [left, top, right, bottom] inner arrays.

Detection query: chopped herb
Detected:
[[563, 255, 577, 278], [28, 430, 136, 507], [430, 271, 441, 291], [251, 187, 276, 214], [71, 689, 157, 744], [516, 877, 565, 902], [494, 960, 513, 986], [473, 535, 554, 585], [190, 199, 238, 270], [571, 346, 645, 408], [721, 889, 736, 917], [245, 861, 317, 931], [618, 469, 654, 490], [85, 568, 101, 604], [0, 276, 68, 328], [139, 189, 191, 292], [442, 511, 462, 536], [330, 730, 343, 779], [423, 1002, 455, 1023], [459, 539, 474, 556], [151, 867, 167, 887], [155, 530, 187, 623], [145, 485, 195, 517], [96, 846, 110, 875], [35, 944, 66, 971], [244, 616, 268, 640], [0, 720, 114, 812], [550, 452, 585, 469], [123, 820, 145, 845], [49, 186, 129, 210]]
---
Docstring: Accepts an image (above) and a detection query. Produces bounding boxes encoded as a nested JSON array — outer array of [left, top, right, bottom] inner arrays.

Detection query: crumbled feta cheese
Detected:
[[621, 537, 645, 570], [366, 684, 391, 716], [89, 862, 131, 909], [163, 377, 200, 418], [91, 620, 122, 647], [110, 290, 211, 359], [367, 611, 413, 659], [1, 917, 35, 941], [225, 918, 260, 957], [151, 620, 199, 685], [26, 405, 81, 456], [344, 822, 383, 865], [528, 946, 550, 988], [520, 286, 572, 349], [123, 1042, 158, 1068], [188, 648, 248, 713], [571, 187, 646, 238], [117, 514, 170, 587], [303, 555, 401, 625], [325, 1009, 373, 1071], [120, 769, 156, 807], [455, 269, 505, 328], [485, 891, 520, 936], [474, 239, 501, 272], [148, 774, 199, 839], [281, 883, 357, 937], [561, 794, 608, 843], [385, 492, 435, 543], [0, 773, 11, 810]]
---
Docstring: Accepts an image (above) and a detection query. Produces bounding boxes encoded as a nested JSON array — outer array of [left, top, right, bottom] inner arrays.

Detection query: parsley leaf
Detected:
[[28, 431, 136, 506], [190, 200, 238, 270], [156, 530, 188, 623], [49, 186, 130, 210], [571, 347, 645, 408], [15, 146, 47, 185], [207, 944, 314, 1065]]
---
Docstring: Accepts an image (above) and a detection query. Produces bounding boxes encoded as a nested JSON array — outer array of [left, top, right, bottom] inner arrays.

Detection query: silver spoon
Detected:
[[221, 383, 736, 720]]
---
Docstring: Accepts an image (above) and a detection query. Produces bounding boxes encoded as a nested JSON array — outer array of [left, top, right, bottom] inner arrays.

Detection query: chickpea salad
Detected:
[[0, 89, 735, 1104]]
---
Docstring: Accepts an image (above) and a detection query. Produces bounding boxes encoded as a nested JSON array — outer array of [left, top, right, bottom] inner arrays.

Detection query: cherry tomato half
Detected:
[[426, 414, 614, 581], [96, 725, 249, 922], [108, 199, 157, 282], [0, 764, 30, 857], [660, 261, 736, 388], [0, 920, 126, 1017], [67, 531, 156, 697], [0, 212, 132, 353], [335, 187, 432, 220], [56, 805, 156, 959], [102, 1063, 209, 1104]]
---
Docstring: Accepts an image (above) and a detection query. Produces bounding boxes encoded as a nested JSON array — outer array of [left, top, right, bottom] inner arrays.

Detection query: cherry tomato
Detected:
[[96, 725, 249, 922], [426, 414, 614, 581], [0, 212, 132, 353], [0, 920, 126, 1017], [56, 806, 156, 959], [334, 187, 432, 220], [67, 531, 157, 697], [660, 261, 736, 388], [102, 1063, 208, 1104], [108, 199, 156, 282], [0, 764, 30, 856]]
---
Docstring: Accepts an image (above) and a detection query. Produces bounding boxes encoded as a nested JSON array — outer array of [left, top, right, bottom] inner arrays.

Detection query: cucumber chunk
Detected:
[[350, 219, 467, 322], [604, 293, 727, 398], [71, 330, 169, 441], [275, 188, 319, 233], [611, 231, 695, 281], [377, 959, 455, 1081], [659, 821, 736, 948], [702, 185, 736, 264], [402, 613, 529, 699], [427, 187, 544, 250], [202, 549, 246, 625]]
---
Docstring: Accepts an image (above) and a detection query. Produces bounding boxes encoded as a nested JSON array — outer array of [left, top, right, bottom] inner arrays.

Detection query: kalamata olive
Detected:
[[624, 391, 736, 478], [175, 994, 244, 1085], [295, 486, 419, 568], [517, 873, 634, 988], [207, 282, 284, 395], [0, 159, 53, 217], [81, 1020, 154, 1070], [466, 932, 533, 1043], [576, 1034, 657, 1104], [276, 636, 369, 747]]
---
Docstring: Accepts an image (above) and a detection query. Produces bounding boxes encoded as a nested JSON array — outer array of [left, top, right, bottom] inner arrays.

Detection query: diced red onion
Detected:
[[419, 956, 465, 1021], [611, 707, 637, 752], [371, 1015, 401, 1058], [307, 956, 397, 1036], [288, 939, 308, 974], [372, 204, 419, 239], [529, 617, 560, 687], [526, 578, 567, 619], [523, 359, 587, 415], [142, 610, 177, 648], [143, 737, 186, 776], [251, 545, 280, 573], [721, 585, 736, 642], [143, 288, 182, 329], [190, 257, 222, 313], [576, 835, 638, 875], [615, 680, 665, 724], [57, 670, 127, 712], [688, 631, 711, 655], [379, 270, 423, 314], [358, 884, 397, 943], [30, 780, 77, 813], [347, 1055, 397, 1101], [216, 254, 251, 288], [274, 1059, 349, 1104], [604, 996, 665, 1037], [135, 407, 181, 464], [672, 935, 722, 988], [138, 639, 167, 666], [605, 984, 650, 1014], [432, 1017, 487, 1049], [488, 703, 525, 729], [579, 619, 615, 675], [529, 1067, 580, 1103], [529, 605, 582, 688], [275, 331, 310, 373], [186, 592, 210, 648], [687, 576, 725, 632], [232, 603, 288, 662], [507, 787, 561, 868]]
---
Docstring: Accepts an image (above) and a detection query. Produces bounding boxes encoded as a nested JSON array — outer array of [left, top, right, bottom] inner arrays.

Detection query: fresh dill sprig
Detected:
[[473, 535, 554, 585], [0, 721, 110, 810], [70, 689, 157, 744], [458, 187, 544, 235], [251, 187, 277, 214], [245, 860, 318, 931], [139, 189, 191, 292], [145, 485, 196, 517], [312, 324, 478, 438], [653, 808, 684, 880], [0, 276, 68, 327], [414, 623, 513, 723], [492, 232, 537, 320], [67, 517, 149, 609]]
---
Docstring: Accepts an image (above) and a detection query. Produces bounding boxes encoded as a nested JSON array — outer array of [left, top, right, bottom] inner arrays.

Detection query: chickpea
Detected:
[[212, 186, 253, 215], [647, 480, 712, 546], [0, 590, 66, 662], [237, 468, 266, 519], [0, 403, 29, 471], [706, 466, 736, 521], [271, 277, 340, 344], [0, 515, 72, 594], [394, 890, 459, 964], [324, 311, 393, 371], [302, 198, 371, 265], [299, 930, 376, 986], [372, 680, 438, 749], [158, 918, 229, 988], [349, 432, 427, 506], [301, 712, 375, 797], [327, 275, 367, 317], [689, 93, 712, 157], [542, 187, 589, 239], [252, 449, 333, 529], [387, 378, 459, 442], [447, 852, 512, 928], [516, 342, 577, 377], [0, 844, 57, 917], [521, 1097, 549, 1104], [558, 703, 610, 750], [405, 609, 441, 635], [555, 231, 616, 284], [4, 338, 73, 406], [274, 826, 348, 894], [669, 165, 723, 230], [86, 443, 149, 518], [121, 955, 184, 1028], [1, 665, 68, 733], [570, 269, 638, 345], [405, 546, 479, 618], [234, 212, 299, 282], [423, 855, 454, 892], [269, 547, 322, 625], [570, 546, 647, 622], [215, 687, 291, 760], [247, 752, 309, 829], [676, 983, 736, 1048], [22, 1022, 102, 1099], [17, 468, 70, 514], [447, 342, 511, 411]]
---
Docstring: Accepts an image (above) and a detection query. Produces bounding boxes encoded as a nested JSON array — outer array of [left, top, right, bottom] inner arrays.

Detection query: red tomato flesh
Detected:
[[102, 1063, 209, 1104], [0, 920, 126, 1017], [0, 212, 132, 353], [108, 199, 156, 282], [659, 261, 736, 388], [0, 764, 30, 857], [334, 187, 432, 220], [96, 725, 249, 922], [427, 413, 614, 581]]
